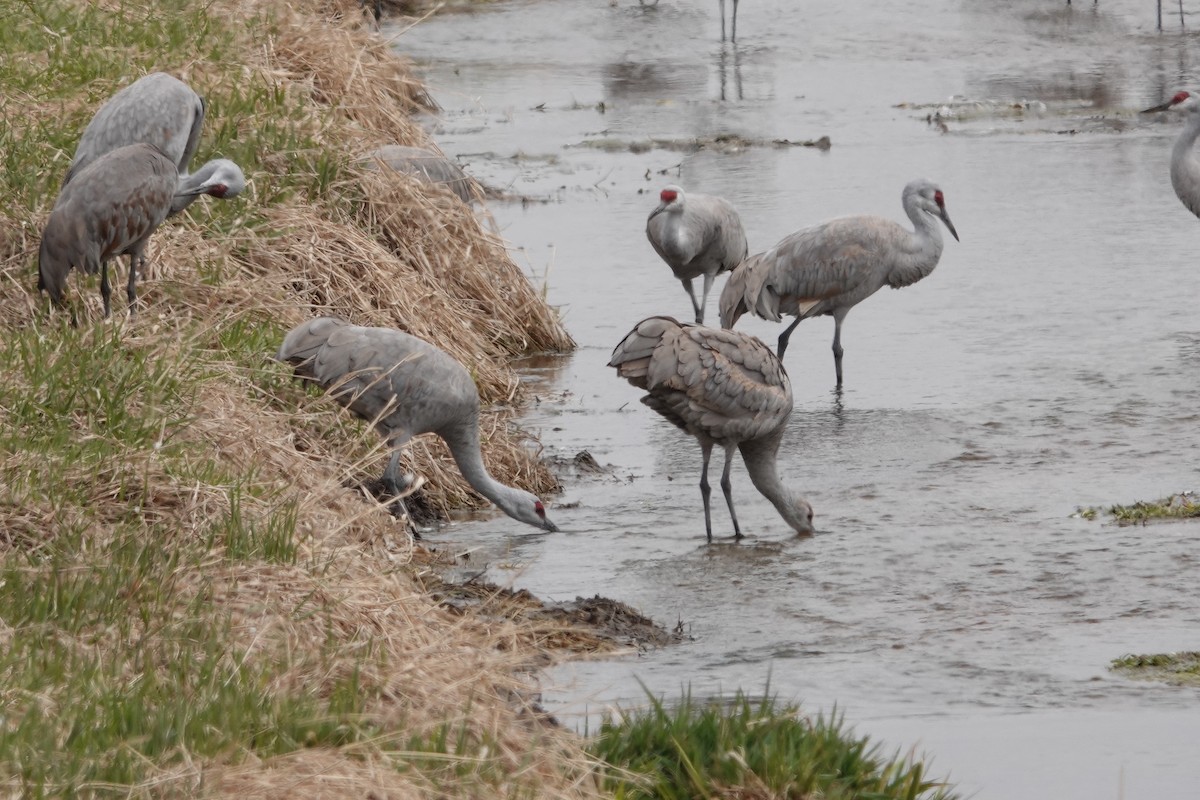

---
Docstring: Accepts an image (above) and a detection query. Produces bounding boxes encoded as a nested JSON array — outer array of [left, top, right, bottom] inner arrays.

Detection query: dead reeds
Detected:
[[0, 0, 598, 796]]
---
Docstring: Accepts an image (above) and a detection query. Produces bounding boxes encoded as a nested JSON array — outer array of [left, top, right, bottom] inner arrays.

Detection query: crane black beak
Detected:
[[940, 208, 960, 242], [1141, 101, 1173, 114], [543, 518, 559, 533]]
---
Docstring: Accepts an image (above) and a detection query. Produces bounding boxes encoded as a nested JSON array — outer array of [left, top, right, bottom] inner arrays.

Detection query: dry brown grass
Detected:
[[0, 0, 607, 797]]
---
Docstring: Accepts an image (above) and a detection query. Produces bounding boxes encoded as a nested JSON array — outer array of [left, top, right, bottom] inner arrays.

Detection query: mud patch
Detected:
[[417, 572, 688, 656]]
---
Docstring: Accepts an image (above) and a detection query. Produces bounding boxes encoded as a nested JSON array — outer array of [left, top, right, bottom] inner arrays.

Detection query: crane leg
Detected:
[[731, 0, 738, 42], [699, 273, 717, 325], [720, 445, 742, 539], [832, 314, 846, 387], [381, 439, 416, 519], [699, 442, 714, 542], [776, 315, 803, 359], [126, 255, 141, 317], [99, 260, 112, 318], [719, 0, 727, 40], [682, 278, 704, 325]]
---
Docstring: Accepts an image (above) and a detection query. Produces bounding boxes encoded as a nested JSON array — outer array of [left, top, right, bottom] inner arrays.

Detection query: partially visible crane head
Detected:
[[651, 184, 685, 217], [1141, 90, 1200, 116], [782, 495, 815, 535], [501, 494, 559, 533], [905, 179, 960, 242], [192, 160, 246, 199]]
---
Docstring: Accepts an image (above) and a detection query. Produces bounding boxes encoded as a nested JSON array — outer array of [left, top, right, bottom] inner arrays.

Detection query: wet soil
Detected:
[[417, 572, 687, 655]]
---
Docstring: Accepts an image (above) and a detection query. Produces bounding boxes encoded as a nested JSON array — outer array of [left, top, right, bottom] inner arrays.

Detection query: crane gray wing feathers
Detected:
[[609, 316, 791, 444], [646, 194, 747, 276], [44, 143, 178, 275], [64, 73, 204, 185], [276, 318, 479, 438], [724, 215, 906, 323]]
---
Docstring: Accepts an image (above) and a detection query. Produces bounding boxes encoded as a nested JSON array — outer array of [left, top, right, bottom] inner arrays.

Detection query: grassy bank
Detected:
[[0, 0, 958, 796]]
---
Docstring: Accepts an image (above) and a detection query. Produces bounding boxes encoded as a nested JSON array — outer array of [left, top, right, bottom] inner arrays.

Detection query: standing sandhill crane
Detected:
[[646, 185, 748, 325], [719, 178, 959, 387], [609, 316, 814, 541], [362, 145, 476, 205], [1142, 90, 1200, 218], [64, 72, 246, 215], [38, 143, 216, 321], [275, 317, 559, 533]]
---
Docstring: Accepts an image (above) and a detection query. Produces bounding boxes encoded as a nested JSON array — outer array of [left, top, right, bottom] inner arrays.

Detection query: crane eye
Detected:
[[535, 501, 546, 517]]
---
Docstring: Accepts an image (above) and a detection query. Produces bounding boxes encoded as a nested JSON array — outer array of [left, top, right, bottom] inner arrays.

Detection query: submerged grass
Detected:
[[1075, 491, 1200, 525], [589, 687, 958, 800], [1110, 652, 1200, 686]]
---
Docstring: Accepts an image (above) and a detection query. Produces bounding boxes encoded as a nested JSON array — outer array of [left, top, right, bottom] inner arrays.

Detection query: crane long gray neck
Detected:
[[738, 434, 795, 515], [442, 420, 524, 515], [888, 193, 946, 289], [1171, 112, 1200, 218]]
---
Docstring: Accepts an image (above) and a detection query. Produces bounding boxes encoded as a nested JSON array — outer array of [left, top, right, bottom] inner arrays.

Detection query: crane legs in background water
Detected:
[[1068, 0, 1185, 30], [719, 0, 739, 41]]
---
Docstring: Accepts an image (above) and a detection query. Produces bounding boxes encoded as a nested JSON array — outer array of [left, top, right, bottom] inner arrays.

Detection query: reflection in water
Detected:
[[717, 43, 743, 102], [396, 0, 1200, 796]]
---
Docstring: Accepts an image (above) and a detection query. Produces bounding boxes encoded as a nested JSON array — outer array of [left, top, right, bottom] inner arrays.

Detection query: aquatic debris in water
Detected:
[[576, 131, 830, 155], [1074, 491, 1200, 525], [1111, 652, 1200, 686]]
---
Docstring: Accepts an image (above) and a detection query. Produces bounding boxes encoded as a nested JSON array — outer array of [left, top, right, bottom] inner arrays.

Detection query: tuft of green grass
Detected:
[[588, 686, 958, 800], [1076, 491, 1200, 526], [1111, 652, 1200, 686]]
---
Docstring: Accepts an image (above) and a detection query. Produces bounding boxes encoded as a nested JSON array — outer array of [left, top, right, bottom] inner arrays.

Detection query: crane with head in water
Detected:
[[646, 185, 748, 326], [1142, 90, 1200, 219], [276, 317, 560, 533], [64, 72, 246, 215], [719, 178, 959, 387], [609, 315, 814, 542], [39, 142, 219, 321]]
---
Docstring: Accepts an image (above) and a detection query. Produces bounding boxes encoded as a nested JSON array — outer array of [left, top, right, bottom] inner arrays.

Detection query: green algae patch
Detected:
[[1075, 491, 1200, 525], [1111, 652, 1200, 686]]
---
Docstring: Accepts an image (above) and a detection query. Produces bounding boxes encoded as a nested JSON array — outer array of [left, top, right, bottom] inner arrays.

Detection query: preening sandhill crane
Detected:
[[64, 72, 246, 215], [275, 317, 559, 533], [38, 143, 214, 321], [363, 145, 476, 205], [609, 316, 814, 542], [719, 178, 959, 387], [1142, 90, 1200, 219], [646, 185, 748, 326]]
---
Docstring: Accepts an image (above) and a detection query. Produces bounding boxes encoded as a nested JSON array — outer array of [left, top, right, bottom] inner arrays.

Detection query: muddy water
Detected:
[[389, 1, 1200, 796]]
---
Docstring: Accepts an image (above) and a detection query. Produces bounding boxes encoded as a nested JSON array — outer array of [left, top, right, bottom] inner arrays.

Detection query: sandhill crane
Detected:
[[38, 143, 215, 321], [1142, 90, 1200, 219], [646, 185, 748, 325], [275, 317, 559, 533], [64, 72, 246, 215], [719, 178, 959, 387], [609, 315, 814, 541], [363, 145, 476, 205]]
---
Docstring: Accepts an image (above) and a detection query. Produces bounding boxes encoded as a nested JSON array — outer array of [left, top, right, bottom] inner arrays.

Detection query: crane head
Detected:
[[659, 185, 683, 205], [932, 189, 960, 242], [1141, 90, 1199, 115]]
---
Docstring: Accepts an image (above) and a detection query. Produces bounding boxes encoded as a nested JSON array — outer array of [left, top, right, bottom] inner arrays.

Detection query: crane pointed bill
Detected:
[[1141, 100, 1173, 113], [940, 208, 960, 242]]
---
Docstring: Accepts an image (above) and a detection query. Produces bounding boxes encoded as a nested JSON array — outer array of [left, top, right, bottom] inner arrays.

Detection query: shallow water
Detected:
[[388, 1, 1200, 796]]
